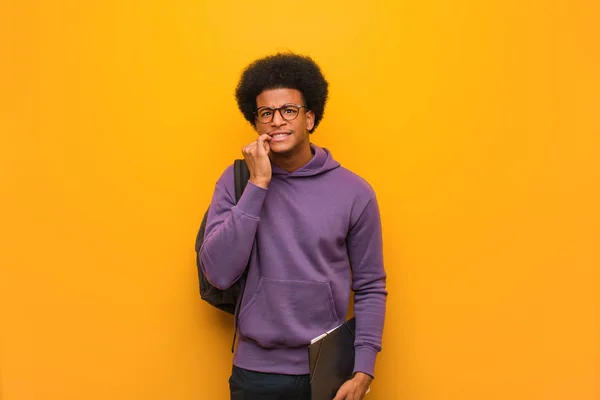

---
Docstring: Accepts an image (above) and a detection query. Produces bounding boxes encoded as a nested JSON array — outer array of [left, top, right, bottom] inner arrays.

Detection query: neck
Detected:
[[270, 142, 314, 173]]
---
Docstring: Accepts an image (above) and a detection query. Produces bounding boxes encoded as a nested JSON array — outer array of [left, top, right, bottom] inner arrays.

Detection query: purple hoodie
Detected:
[[200, 144, 387, 378]]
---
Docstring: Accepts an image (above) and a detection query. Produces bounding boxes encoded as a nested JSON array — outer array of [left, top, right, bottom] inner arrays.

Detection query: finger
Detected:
[[242, 143, 252, 156], [332, 387, 347, 400], [256, 136, 266, 156], [256, 134, 271, 156]]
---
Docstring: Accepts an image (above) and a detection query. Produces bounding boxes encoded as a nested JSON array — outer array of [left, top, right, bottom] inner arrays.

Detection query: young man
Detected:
[[200, 53, 387, 400]]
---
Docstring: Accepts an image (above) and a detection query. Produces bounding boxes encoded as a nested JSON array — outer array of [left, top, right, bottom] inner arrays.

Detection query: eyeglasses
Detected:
[[254, 103, 309, 124]]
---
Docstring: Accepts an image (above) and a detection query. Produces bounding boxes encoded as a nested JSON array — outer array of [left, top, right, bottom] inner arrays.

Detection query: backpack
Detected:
[[195, 159, 250, 315]]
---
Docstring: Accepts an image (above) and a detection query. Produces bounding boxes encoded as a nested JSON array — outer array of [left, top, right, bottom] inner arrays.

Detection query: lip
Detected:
[[269, 131, 292, 143]]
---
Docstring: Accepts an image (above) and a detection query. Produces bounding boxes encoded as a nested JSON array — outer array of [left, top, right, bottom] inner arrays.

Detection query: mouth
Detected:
[[269, 131, 292, 142]]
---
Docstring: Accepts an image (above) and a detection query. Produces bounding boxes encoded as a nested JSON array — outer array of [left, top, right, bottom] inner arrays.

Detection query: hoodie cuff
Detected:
[[353, 346, 379, 379], [234, 180, 267, 218]]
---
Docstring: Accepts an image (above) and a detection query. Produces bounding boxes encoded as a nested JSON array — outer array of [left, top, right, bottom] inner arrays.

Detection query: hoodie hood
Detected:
[[271, 144, 340, 177]]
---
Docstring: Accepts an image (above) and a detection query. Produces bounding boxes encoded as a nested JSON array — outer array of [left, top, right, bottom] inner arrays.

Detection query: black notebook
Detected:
[[308, 317, 369, 400]]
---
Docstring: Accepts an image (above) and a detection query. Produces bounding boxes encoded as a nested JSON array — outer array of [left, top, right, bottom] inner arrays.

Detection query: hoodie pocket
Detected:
[[238, 278, 340, 349]]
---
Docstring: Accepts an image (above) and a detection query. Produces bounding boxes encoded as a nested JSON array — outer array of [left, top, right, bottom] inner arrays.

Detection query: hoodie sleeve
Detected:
[[347, 194, 388, 378], [199, 166, 268, 290]]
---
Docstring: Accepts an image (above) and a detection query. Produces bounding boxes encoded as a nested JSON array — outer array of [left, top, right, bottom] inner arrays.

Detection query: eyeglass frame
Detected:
[[253, 103, 310, 124]]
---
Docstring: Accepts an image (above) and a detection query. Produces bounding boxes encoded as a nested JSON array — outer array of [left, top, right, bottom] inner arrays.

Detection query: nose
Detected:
[[270, 109, 287, 127]]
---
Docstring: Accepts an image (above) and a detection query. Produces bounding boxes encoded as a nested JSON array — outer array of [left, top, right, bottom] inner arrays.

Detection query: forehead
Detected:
[[256, 88, 304, 108]]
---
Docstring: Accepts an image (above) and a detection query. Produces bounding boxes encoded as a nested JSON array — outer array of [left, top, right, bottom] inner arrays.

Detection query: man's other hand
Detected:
[[332, 372, 372, 400]]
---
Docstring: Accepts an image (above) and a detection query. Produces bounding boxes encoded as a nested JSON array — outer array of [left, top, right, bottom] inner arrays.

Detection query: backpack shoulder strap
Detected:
[[233, 159, 250, 203], [231, 158, 250, 353]]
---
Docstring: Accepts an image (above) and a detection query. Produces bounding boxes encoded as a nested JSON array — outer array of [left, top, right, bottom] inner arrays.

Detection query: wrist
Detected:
[[250, 177, 270, 189], [353, 372, 373, 384]]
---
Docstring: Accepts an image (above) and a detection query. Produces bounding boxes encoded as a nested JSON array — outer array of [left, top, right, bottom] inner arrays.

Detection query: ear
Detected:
[[305, 110, 315, 132]]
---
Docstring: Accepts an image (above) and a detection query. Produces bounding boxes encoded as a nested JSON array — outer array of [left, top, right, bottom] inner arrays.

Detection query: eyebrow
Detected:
[[256, 103, 298, 109]]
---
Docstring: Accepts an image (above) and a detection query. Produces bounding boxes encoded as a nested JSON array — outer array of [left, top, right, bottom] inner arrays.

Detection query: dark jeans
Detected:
[[229, 365, 311, 400]]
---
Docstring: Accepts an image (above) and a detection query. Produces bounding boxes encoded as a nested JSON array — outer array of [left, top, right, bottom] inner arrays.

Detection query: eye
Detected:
[[259, 110, 272, 118], [282, 106, 298, 115]]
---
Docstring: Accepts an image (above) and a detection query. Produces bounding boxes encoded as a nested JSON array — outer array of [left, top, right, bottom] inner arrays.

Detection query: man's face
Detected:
[[254, 88, 315, 155]]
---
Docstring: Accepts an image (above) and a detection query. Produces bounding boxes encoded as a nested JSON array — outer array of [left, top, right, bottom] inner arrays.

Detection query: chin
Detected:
[[269, 143, 296, 155]]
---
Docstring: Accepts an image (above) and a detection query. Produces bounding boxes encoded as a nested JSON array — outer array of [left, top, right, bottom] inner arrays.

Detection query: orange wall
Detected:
[[1, 1, 599, 399]]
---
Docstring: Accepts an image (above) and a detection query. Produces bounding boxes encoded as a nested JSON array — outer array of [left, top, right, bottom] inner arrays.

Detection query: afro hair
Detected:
[[235, 53, 329, 133]]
